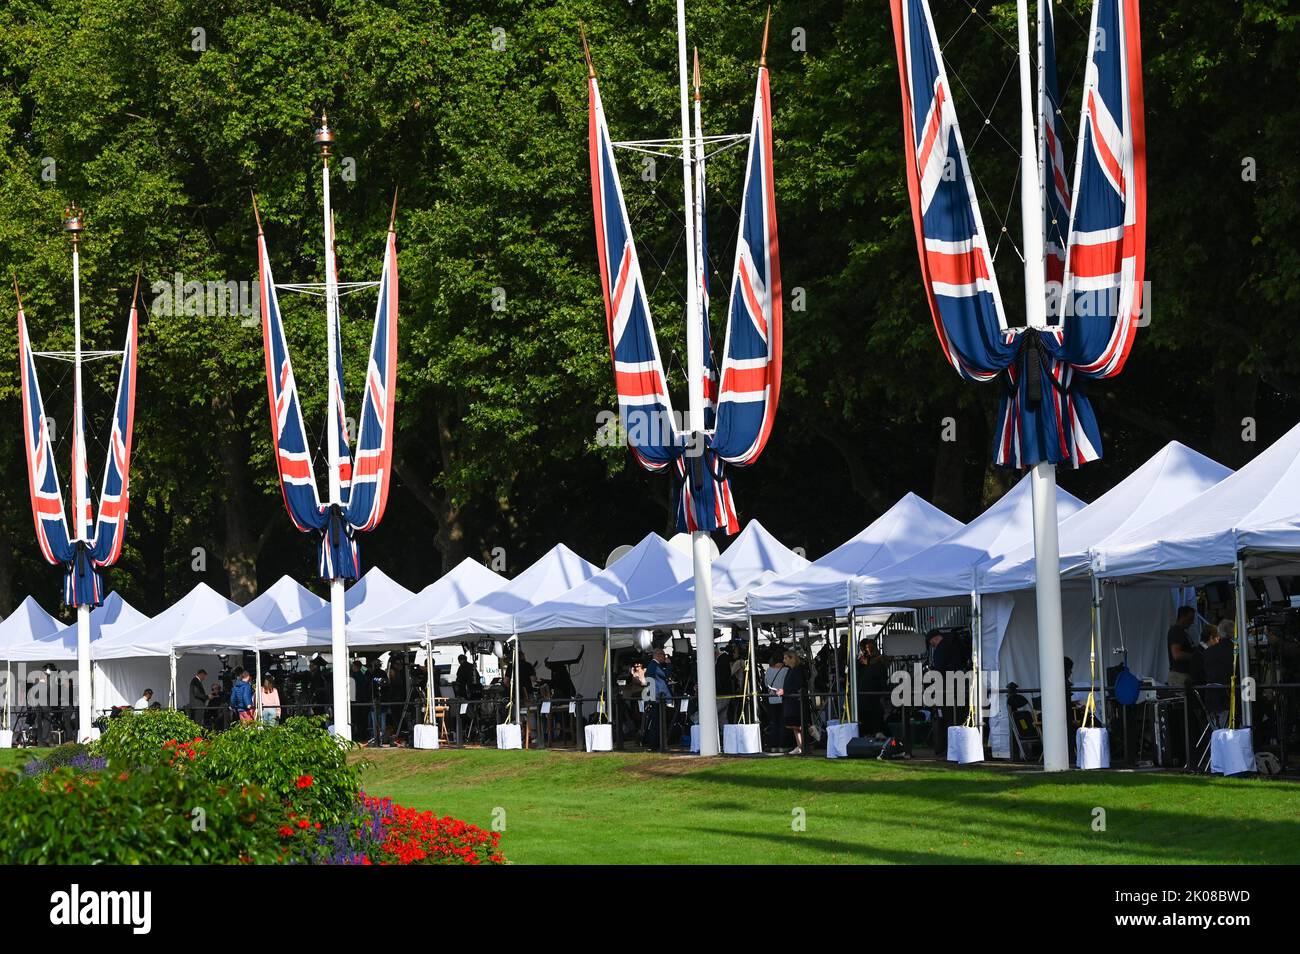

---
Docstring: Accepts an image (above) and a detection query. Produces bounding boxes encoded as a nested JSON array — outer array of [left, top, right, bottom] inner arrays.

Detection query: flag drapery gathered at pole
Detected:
[[254, 190, 398, 580], [890, 0, 1146, 469], [16, 265, 139, 608], [586, 21, 781, 534]]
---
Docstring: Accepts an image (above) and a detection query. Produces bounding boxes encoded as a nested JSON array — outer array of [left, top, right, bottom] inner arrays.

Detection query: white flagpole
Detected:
[[65, 207, 94, 741], [676, 0, 719, 758], [1017, 0, 1068, 772], [317, 113, 351, 740]]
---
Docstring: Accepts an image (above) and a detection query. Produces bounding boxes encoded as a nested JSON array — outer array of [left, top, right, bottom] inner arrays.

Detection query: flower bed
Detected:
[[4, 715, 505, 865]]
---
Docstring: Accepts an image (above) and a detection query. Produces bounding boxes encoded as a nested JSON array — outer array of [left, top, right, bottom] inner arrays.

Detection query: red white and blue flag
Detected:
[[891, 0, 1145, 469], [257, 204, 397, 579], [17, 287, 138, 607], [588, 53, 780, 534]]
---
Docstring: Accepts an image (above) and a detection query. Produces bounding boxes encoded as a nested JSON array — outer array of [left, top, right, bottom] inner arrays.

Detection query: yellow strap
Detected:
[[597, 641, 610, 720], [1229, 634, 1240, 730], [1081, 597, 1098, 729]]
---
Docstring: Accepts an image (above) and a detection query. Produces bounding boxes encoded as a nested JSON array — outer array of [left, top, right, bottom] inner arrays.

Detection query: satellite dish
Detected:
[[668, 532, 720, 560], [605, 544, 634, 568]]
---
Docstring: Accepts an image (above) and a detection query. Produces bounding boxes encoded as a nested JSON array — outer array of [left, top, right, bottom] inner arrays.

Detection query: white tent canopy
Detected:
[[7, 592, 149, 663], [257, 566, 416, 652], [981, 441, 1232, 594], [1095, 421, 1300, 583], [607, 520, 809, 630], [851, 473, 1085, 608], [91, 583, 240, 660], [746, 493, 964, 619], [0, 596, 65, 659], [171, 575, 327, 655], [514, 532, 693, 637], [425, 545, 598, 641], [349, 558, 507, 647]]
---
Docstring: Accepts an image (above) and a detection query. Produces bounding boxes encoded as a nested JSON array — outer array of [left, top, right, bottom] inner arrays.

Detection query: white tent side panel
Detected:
[[94, 653, 225, 712]]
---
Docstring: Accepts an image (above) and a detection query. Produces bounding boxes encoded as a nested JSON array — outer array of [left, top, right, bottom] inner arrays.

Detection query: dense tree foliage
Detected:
[[0, 0, 1296, 615]]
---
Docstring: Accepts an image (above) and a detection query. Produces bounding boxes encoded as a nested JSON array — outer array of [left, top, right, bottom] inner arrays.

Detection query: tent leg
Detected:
[[603, 625, 614, 727], [747, 613, 759, 725], [847, 608, 858, 726], [169, 652, 177, 711], [1235, 559, 1252, 726], [254, 650, 262, 722]]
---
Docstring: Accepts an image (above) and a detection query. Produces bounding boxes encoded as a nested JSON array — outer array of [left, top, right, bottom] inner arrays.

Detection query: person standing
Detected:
[[230, 671, 255, 723], [259, 676, 281, 725], [1166, 606, 1197, 688], [714, 641, 734, 727], [188, 669, 208, 722], [775, 650, 805, 755]]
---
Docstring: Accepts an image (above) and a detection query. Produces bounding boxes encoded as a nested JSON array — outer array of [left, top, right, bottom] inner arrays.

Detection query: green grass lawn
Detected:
[[352, 748, 1300, 864]]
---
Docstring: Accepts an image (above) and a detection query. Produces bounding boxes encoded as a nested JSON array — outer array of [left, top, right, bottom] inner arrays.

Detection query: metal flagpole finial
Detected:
[[388, 187, 399, 232], [314, 110, 334, 157], [250, 191, 264, 233], [580, 22, 595, 78], [12, 273, 23, 309], [760, 5, 771, 67], [693, 46, 701, 100], [63, 204, 85, 245]]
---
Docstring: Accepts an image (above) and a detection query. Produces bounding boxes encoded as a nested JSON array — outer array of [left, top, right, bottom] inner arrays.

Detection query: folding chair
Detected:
[[1008, 696, 1044, 763]]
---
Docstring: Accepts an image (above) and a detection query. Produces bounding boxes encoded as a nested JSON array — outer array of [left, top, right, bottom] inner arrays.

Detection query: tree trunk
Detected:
[[213, 395, 263, 602]]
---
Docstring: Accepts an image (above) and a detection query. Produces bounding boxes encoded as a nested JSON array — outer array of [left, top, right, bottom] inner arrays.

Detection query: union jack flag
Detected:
[[588, 42, 780, 534], [891, 0, 1145, 469], [256, 201, 398, 579], [17, 286, 138, 607], [1040, 0, 1071, 303]]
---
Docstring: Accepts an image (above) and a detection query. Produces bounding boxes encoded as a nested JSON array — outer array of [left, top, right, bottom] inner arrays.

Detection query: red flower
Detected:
[[295, 775, 314, 789], [278, 826, 294, 838], [297, 819, 310, 829]]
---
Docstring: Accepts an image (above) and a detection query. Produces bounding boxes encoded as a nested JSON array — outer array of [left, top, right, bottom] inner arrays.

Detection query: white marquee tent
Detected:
[[256, 566, 417, 652], [87, 584, 238, 709], [5, 592, 148, 663], [607, 520, 809, 630], [746, 493, 964, 620], [981, 442, 1233, 690], [0, 596, 66, 660], [514, 532, 693, 638], [425, 545, 598, 641], [171, 575, 328, 655], [850, 473, 1086, 610], [350, 558, 506, 648], [1094, 421, 1300, 584]]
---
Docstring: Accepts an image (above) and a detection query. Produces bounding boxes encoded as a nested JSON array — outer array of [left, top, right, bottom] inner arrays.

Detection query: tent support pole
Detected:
[[254, 649, 262, 721], [847, 607, 858, 725], [1234, 559, 1252, 726], [169, 651, 177, 711], [513, 633, 521, 731], [747, 613, 760, 725], [1090, 572, 1104, 727], [604, 624, 614, 727], [972, 591, 983, 730]]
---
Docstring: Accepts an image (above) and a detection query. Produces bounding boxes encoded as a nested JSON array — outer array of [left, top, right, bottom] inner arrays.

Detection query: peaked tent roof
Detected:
[[513, 532, 694, 636], [423, 546, 597, 641], [257, 566, 417, 651], [980, 442, 1232, 594], [851, 474, 1085, 608], [92, 584, 240, 659], [7, 592, 149, 661], [1095, 421, 1300, 583], [350, 558, 508, 646], [746, 493, 964, 619], [0, 596, 65, 657], [607, 520, 810, 630], [170, 575, 328, 654]]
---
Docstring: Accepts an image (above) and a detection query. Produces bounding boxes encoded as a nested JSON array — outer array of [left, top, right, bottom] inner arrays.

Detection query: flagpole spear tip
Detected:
[[760, 6, 771, 67], [250, 191, 264, 233], [12, 273, 22, 309], [693, 46, 701, 99], [580, 23, 595, 78], [388, 186, 399, 232]]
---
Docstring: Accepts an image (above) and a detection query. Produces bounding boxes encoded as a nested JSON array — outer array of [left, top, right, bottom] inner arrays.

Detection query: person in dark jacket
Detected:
[[188, 668, 208, 721], [775, 649, 806, 755]]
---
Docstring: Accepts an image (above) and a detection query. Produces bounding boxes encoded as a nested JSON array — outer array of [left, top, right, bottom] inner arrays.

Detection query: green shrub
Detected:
[[196, 717, 360, 825], [41, 742, 92, 768], [94, 709, 206, 769], [0, 765, 289, 864]]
